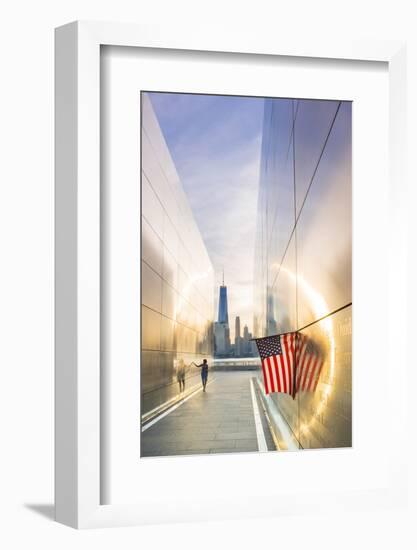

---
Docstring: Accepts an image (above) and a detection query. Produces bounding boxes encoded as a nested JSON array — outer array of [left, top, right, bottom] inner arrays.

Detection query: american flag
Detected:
[[255, 333, 296, 397], [295, 333, 324, 393], [254, 333, 323, 397]]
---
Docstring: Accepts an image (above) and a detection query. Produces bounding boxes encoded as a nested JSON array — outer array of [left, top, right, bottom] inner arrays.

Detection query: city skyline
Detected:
[[213, 279, 256, 357], [148, 92, 263, 336], [141, 91, 352, 457]]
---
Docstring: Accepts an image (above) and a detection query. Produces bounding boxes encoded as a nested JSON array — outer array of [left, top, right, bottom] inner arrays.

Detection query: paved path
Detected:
[[141, 371, 275, 457]]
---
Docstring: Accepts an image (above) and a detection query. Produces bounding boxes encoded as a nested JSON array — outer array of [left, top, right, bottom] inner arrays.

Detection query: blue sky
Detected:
[[149, 92, 264, 337]]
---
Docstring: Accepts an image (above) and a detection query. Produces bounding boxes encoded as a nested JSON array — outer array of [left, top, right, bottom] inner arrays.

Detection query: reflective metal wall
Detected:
[[141, 93, 214, 418], [254, 98, 352, 449]]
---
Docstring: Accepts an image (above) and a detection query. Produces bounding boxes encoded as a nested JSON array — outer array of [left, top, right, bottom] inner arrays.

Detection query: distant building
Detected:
[[241, 324, 256, 357], [235, 316, 241, 356], [214, 322, 230, 356], [214, 278, 257, 358], [218, 285, 229, 324], [242, 324, 250, 356], [266, 290, 277, 336], [214, 276, 231, 356], [225, 324, 230, 350]]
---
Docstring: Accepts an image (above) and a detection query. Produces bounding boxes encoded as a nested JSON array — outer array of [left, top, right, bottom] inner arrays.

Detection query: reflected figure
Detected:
[[176, 358, 186, 393], [193, 359, 209, 392], [295, 333, 324, 394]]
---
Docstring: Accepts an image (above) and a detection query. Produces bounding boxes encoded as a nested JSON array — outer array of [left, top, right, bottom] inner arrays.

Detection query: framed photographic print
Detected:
[[55, 21, 407, 528], [139, 89, 352, 458]]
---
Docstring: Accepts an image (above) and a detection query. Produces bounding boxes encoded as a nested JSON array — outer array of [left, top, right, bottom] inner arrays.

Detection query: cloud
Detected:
[[149, 92, 264, 336]]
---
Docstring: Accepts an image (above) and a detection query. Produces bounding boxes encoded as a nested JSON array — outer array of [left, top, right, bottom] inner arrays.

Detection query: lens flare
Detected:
[[280, 267, 335, 436]]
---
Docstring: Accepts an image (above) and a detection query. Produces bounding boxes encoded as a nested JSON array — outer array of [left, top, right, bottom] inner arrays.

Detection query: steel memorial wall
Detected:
[[253, 98, 352, 449], [141, 94, 214, 418]]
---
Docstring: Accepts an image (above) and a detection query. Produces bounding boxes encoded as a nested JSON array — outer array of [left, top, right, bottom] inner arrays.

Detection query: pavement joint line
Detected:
[[141, 378, 215, 432], [249, 378, 268, 452], [142, 380, 202, 422]]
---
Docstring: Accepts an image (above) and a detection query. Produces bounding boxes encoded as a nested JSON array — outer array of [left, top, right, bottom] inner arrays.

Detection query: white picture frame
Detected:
[[55, 21, 407, 529]]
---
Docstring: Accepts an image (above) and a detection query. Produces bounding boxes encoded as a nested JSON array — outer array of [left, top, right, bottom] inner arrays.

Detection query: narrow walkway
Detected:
[[141, 371, 275, 457]]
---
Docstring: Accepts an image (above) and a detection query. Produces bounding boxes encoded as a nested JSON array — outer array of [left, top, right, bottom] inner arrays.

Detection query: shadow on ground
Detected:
[[24, 503, 55, 521]]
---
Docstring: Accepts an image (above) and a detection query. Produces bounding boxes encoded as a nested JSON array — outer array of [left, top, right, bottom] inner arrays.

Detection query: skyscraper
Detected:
[[241, 324, 255, 356], [266, 290, 277, 336], [217, 283, 229, 324], [243, 324, 249, 355], [214, 274, 231, 356], [235, 316, 241, 356]]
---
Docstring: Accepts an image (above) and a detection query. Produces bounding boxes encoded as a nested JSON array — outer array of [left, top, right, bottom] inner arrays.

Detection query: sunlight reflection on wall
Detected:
[[254, 98, 352, 449], [141, 93, 214, 418]]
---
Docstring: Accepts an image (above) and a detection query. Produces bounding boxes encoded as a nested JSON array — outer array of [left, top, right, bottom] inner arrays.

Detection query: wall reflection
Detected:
[[141, 93, 214, 418], [254, 97, 352, 449]]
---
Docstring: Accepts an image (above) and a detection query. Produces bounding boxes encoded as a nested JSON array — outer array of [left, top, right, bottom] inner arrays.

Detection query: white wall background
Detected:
[[0, 1, 416, 548]]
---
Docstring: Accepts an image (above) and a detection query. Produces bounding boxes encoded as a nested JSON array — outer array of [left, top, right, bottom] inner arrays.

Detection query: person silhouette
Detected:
[[193, 359, 209, 392], [176, 358, 186, 393]]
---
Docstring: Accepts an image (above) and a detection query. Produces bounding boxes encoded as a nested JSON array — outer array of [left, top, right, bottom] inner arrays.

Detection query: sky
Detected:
[[149, 92, 264, 338]]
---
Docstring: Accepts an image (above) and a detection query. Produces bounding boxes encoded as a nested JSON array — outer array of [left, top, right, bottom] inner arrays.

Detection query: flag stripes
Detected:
[[255, 332, 324, 397], [256, 333, 295, 396], [296, 332, 323, 392]]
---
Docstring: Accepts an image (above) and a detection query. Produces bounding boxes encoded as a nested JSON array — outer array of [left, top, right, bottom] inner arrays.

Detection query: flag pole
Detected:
[[250, 302, 353, 342], [249, 329, 295, 342]]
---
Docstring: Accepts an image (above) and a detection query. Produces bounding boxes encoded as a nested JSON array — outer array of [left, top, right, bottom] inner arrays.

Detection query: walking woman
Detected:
[[193, 359, 209, 392]]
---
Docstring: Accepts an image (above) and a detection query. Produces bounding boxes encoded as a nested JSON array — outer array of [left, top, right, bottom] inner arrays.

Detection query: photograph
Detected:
[[0, 0, 411, 541], [140, 90, 352, 457]]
